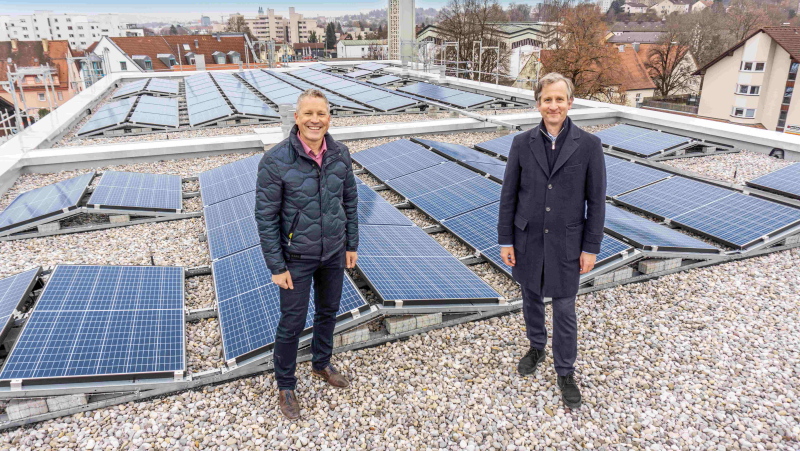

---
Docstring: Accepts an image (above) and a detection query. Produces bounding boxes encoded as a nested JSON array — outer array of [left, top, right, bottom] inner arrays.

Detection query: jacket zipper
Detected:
[[287, 212, 300, 247]]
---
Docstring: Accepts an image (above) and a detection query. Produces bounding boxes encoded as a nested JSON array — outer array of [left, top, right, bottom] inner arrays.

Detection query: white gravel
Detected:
[[664, 150, 794, 184]]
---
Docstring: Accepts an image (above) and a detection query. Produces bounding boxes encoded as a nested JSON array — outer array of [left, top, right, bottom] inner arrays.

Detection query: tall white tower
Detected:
[[388, 0, 415, 61]]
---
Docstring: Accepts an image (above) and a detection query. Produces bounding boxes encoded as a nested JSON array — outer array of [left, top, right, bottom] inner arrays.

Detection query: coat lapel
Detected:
[[550, 120, 580, 176], [528, 125, 550, 177]]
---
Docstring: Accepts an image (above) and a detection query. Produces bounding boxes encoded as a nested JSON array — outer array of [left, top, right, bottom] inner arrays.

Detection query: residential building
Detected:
[[293, 43, 325, 60], [337, 39, 388, 59], [389, 0, 416, 60], [694, 26, 800, 133], [200, 16, 212, 27], [622, 2, 650, 14], [597, 0, 615, 13], [242, 8, 322, 45], [89, 34, 259, 73], [649, 0, 692, 17], [606, 31, 665, 44], [0, 11, 143, 50], [610, 44, 658, 107], [0, 39, 82, 119], [691, 0, 714, 12], [418, 23, 557, 50], [634, 42, 700, 96]]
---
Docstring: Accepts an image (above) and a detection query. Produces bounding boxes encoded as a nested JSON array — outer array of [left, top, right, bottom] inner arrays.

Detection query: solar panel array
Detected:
[[210, 72, 279, 119], [269, 70, 371, 111], [353, 139, 448, 180], [358, 225, 499, 304], [212, 246, 367, 362], [414, 138, 508, 181], [88, 171, 183, 211], [605, 158, 672, 197], [747, 163, 800, 200], [0, 172, 94, 234], [146, 78, 180, 95], [112, 79, 149, 99], [288, 69, 418, 112], [356, 62, 388, 71], [184, 73, 233, 126], [113, 79, 180, 99], [345, 70, 373, 78], [594, 124, 692, 157], [604, 204, 717, 252], [357, 184, 414, 226], [398, 82, 495, 109], [198, 154, 261, 206], [474, 131, 524, 158], [616, 177, 800, 248], [307, 63, 332, 71], [0, 268, 40, 340], [130, 96, 179, 128], [238, 70, 304, 106], [77, 97, 136, 136], [0, 265, 185, 382], [367, 75, 401, 86]]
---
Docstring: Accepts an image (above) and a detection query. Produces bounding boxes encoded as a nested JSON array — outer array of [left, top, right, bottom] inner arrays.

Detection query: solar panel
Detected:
[[204, 192, 259, 260], [211, 72, 279, 119], [398, 82, 494, 108], [386, 162, 479, 198], [113, 79, 149, 99], [77, 97, 136, 135], [747, 163, 800, 200], [353, 140, 448, 180], [672, 193, 800, 248], [356, 62, 388, 71], [413, 138, 508, 181], [359, 198, 414, 226], [184, 73, 233, 126], [594, 124, 692, 157], [213, 246, 367, 362], [442, 202, 501, 253], [615, 177, 735, 220], [0, 268, 40, 341], [199, 154, 261, 206], [411, 177, 502, 221], [130, 96, 179, 128], [284, 69, 417, 112], [270, 71, 371, 111], [0, 172, 94, 234], [597, 235, 633, 264], [604, 204, 718, 252], [368, 75, 401, 86], [346, 70, 373, 78], [88, 171, 182, 211], [0, 265, 185, 382], [359, 224, 453, 257], [605, 161, 672, 197], [474, 132, 524, 158], [146, 78, 180, 95], [238, 70, 303, 107], [308, 63, 332, 71]]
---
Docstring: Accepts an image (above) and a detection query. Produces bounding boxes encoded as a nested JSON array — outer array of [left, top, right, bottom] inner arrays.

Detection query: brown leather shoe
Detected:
[[311, 365, 350, 388], [277, 390, 300, 419]]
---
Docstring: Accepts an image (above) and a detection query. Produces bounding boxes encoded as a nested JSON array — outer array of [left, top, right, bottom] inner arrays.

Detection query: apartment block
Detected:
[[0, 11, 143, 50], [695, 26, 800, 133], [241, 8, 322, 45]]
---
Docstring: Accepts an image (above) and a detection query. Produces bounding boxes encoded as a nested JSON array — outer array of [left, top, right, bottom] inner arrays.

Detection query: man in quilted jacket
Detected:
[[255, 89, 359, 420]]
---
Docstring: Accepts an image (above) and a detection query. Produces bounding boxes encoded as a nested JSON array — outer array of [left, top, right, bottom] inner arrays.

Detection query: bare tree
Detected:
[[644, 31, 699, 97], [435, 0, 511, 82], [543, 3, 620, 100], [507, 3, 532, 21], [726, 0, 784, 42], [226, 15, 254, 41], [669, 10, 733, 68]]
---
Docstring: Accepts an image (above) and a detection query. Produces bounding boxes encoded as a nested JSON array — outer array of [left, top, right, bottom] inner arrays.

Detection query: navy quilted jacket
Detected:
[[255, 125, 359, 275]]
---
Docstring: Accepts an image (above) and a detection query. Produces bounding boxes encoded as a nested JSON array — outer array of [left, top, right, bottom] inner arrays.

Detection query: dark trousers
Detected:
[[521, 283, 577, 377], [273, 248, 345, 390]]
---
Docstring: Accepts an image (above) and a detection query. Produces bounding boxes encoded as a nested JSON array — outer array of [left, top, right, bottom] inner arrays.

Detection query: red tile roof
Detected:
[[104, 35, 255, 71], [695, 26, 800, 74], [0, 40, 73, 89], [610, 45, 657, 91]]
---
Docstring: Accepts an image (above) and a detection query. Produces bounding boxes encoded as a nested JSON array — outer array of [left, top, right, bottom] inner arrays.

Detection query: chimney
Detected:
[[11, 39, 18, 52], [194, 39, 199, 48], [633, 42, 640, 52], [618, 44, 625, 52], [42, 38, 49, 53]]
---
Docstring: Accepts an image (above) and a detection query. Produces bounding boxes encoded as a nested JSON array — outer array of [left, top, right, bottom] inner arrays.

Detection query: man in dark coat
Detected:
[[497, 73, 606, 409], [255, 89, 359, 420]]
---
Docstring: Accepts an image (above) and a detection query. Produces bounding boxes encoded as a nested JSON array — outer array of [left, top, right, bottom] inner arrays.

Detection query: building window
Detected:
[[789, 62, 799, 81], [737, 85, 760, 95], [68, 26, 73, 30], [23, 35, 29, 38], [783, 86, 793, 104], [740, 61, 766, 72], [21, 27, 27, 30], [77, 26, 83, 29], [144, 61, 152, 70], [38, 93, 45, 101], [120, 61, 127, 70], [778, 111, 788, 128], [731, 107, 756, 118]]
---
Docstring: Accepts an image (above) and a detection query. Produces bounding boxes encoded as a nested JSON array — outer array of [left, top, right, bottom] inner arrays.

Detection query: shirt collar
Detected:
[[297, 131, 327, 156]]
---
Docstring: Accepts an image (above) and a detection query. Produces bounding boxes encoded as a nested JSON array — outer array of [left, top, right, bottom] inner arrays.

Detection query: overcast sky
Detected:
[[0, 0, 482, 20]]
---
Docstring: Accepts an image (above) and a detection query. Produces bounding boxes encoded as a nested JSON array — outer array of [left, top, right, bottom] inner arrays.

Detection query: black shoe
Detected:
[[517, 347, 546, 376], [557, 373, 582, 409]]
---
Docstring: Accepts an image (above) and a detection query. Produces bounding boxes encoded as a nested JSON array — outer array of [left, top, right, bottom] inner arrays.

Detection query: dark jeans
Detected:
[[521, 283, 577, 377], [273, 248, 345, 390]]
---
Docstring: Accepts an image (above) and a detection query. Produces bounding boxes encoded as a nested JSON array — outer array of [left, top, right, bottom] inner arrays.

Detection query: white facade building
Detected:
[[388, 0, 415, 60], [337, 40, 388, 59], [0, 11, 143, 50]]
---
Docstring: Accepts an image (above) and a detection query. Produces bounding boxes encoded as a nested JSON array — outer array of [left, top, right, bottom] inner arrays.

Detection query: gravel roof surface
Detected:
[[0, 127, 798, 449], [663, 150, 794, 184]]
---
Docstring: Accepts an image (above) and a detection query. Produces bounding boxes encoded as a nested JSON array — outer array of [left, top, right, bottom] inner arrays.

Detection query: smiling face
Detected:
[[537, 80, 573, 131], [294, 96, 330, 146]]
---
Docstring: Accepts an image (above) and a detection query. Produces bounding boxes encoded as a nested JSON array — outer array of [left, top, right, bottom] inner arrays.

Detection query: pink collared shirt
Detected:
[[297, 132, 327, 167]]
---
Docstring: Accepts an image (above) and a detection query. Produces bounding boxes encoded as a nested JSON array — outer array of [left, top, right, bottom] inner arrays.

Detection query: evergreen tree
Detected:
[[325, 23, 337, 50]]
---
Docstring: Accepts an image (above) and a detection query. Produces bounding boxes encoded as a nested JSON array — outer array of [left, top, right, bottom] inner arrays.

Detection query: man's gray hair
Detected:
[[535, 73, 574, 103], [296, 88, 330, 110]]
